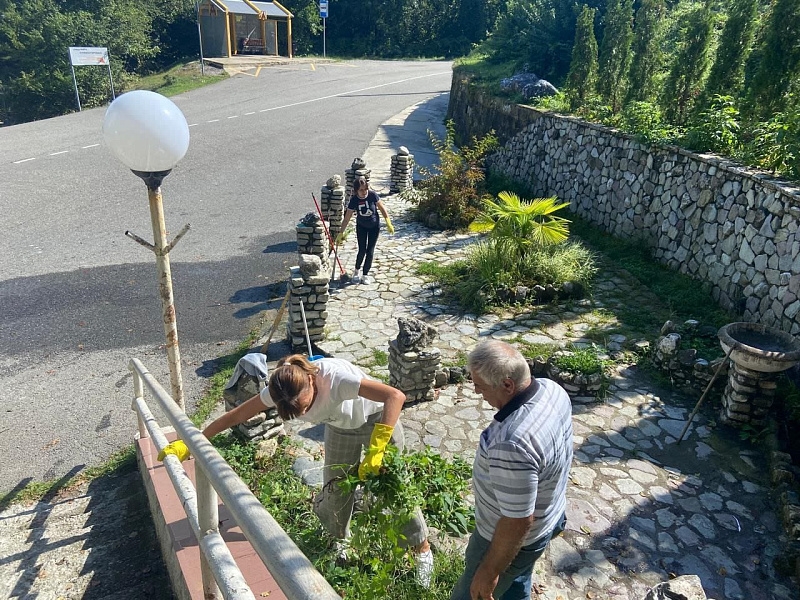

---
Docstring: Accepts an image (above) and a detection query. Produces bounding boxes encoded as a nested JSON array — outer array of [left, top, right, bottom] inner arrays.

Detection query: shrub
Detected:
[[685, 95, 741, 155], [416, 239, 597, 313], [749, 100, 800, 178], [551, 344, 610, 376], [405, 121, 498, 229], [469, 191, 571, 256], [619, 101, 681, 144]]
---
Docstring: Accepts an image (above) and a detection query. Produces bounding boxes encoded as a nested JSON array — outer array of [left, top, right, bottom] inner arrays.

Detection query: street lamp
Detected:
[[103, 90, 191, 410]]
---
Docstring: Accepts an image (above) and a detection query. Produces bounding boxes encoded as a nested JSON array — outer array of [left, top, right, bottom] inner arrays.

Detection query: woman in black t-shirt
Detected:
[[338, 177, 394, 285]]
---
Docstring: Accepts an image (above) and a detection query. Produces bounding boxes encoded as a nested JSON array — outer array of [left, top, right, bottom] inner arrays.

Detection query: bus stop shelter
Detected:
[[199, 0, 293, 58]]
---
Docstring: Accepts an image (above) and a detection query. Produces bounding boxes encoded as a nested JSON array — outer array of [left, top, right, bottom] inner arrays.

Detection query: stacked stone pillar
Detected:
[[389, 317, 440, 403], [223, 374, 284, 441], [345, 157, 371, 199], [721, 362, 777, 425], [390, 146, 414, 193], [320, 175, 346, 243], [296, 212, 331, 274], [287, 254, 330, 351]]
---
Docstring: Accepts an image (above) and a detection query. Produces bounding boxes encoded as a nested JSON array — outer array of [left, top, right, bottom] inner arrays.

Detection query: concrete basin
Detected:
[[718, 322, 800, 373]]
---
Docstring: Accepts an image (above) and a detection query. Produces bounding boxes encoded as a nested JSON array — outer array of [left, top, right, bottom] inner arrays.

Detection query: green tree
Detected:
[[597, 0, 634, 111], [702, 0, 758, 102], [565, 5, 599, 107], [626, 0, 665, 103], [486, 0, 603, 83], [661, 2, 715, 124], [747, 0, 800, 118]]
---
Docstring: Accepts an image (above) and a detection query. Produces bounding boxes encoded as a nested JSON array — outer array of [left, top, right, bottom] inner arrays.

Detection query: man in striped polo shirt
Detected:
[[452, 340, 573, 600]]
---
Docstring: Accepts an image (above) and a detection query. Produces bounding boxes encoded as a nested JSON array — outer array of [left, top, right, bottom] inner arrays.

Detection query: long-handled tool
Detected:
[[676, 344, 735, 444], [311, 192, 345, 277], [299, 299, 323, 360], [260, 288, 291, 355]]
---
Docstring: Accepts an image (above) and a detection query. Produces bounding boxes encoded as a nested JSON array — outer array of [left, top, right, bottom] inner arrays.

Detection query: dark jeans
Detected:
[[355, 225, 380, 275], [451, 513, 566, 600]]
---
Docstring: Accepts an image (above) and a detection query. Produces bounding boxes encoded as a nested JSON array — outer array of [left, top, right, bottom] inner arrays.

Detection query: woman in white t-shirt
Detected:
[[160, 354, 433, 586]]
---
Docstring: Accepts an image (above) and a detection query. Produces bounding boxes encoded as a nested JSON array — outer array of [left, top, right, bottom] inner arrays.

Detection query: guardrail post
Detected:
[[197, 466, 221, 599], [132, 368, 148, 439]]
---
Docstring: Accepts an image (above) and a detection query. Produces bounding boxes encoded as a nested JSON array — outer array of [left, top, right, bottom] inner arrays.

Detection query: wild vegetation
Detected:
[[215, 436, 472, 599], [460, 0, 800, 181]]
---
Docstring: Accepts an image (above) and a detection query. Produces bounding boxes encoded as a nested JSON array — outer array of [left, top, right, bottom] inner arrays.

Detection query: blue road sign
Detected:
[[320, 1, 328, 18]]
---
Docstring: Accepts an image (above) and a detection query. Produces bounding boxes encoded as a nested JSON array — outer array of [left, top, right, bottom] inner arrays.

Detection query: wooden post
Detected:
[[148, 186, 186, 410], [286, 17, 292, 58], [225, 12, 232, 57]]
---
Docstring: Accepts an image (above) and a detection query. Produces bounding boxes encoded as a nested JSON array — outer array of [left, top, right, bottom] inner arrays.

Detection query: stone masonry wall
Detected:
[[449, 75, 800, 335]]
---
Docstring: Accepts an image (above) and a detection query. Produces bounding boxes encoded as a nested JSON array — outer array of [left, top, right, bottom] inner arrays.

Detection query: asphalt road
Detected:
[[0, 59, 452, 493]]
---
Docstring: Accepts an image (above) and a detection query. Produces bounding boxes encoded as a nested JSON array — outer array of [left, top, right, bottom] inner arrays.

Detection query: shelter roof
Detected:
[[210, 0, 292, 18]]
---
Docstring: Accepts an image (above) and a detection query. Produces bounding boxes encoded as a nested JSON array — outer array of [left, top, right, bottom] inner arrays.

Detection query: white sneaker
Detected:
[[361, 274, 373, 285], [351, 269, 361, 284], [415, 549, 433, 587]]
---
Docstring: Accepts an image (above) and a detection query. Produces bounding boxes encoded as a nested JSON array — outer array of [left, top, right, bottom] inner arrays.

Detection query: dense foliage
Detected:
[[216, 436, 471, 599], [466, 0, 800, 181], [403, 121, 498, 230]]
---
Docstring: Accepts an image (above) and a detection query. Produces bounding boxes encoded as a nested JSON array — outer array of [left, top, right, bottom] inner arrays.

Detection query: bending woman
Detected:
[[160, 354, 433, 586]]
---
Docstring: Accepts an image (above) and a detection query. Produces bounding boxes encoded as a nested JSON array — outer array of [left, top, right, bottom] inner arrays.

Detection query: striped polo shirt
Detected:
[[472, 377, 573, 545]]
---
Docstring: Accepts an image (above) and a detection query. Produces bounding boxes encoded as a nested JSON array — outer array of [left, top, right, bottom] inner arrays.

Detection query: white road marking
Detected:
[[13, 157, 35, 164], [245, 112, 255, 115], [189, 123, 198, 127], [256, 72, 450, 113], [208, 119, 219, 122], [49, 151, 68, 156], [82, 144, 100, 149], [227, 115, 238, 119]]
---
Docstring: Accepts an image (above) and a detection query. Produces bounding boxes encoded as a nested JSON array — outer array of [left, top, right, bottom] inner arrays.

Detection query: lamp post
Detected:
[[103, 90, 191, 410]]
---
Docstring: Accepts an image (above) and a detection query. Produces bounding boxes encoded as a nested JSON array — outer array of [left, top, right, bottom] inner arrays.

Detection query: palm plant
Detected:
[[469, 191, 571, 256]]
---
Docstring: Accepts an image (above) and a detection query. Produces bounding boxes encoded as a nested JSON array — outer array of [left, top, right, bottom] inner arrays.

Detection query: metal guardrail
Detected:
[[129, 358, 341, 600]]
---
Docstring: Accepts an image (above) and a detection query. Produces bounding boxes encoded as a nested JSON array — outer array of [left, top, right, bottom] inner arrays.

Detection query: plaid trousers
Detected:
[[313, 416, 428, 547]]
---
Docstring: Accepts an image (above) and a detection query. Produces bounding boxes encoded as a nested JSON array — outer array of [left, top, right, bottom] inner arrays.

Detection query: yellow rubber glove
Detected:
[[359, 423, 394, 479], [158, 439, 190, 462], [385, 216, 395, 235]]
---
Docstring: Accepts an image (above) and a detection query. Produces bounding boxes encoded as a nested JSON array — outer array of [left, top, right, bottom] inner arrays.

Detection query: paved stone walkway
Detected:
[[287, 192, 798, 599]]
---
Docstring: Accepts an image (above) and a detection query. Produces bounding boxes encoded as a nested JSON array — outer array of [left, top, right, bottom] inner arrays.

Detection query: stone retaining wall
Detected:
[[448, 74, 800, 336]]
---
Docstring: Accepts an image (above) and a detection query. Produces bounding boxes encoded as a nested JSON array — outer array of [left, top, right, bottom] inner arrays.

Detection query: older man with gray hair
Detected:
[[452, 340, 573, 600]]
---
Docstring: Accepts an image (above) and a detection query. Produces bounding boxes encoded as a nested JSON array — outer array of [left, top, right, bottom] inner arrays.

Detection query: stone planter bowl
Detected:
[[718, 322, 800, 373]]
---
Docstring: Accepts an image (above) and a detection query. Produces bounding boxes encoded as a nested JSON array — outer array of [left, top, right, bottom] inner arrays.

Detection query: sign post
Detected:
[[68, 47, 115, 112], [319, 0, 328, 58]]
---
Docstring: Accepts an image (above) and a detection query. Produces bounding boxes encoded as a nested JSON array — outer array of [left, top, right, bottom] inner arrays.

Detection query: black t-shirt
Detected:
[[347, 190, 381, 228]]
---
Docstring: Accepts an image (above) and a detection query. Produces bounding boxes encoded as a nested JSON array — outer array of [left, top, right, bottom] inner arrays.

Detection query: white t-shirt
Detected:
[[259, 358, 384, 429]]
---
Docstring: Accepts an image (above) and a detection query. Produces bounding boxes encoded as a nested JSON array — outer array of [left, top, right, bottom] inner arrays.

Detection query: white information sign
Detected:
[[69, 47, 110, 66]]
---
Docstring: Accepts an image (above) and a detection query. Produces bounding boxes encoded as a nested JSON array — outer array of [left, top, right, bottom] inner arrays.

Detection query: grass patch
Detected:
[[516, 339, 559, 360], [551, 345, 609, 376], [453, 54, 517, 94], [132, 62, 227, 96], [442, 350, 469, 368], [372, 349, 389, 367]]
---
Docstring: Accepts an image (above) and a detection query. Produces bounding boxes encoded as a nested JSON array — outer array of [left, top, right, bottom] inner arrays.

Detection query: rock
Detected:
[[396, 316, 439, 351], [514, 285, 530, 303], [499, 71, 558, 100], [351, 157, 366, 170], [426, 213, 440, 229], [300, 212, 320, 226], [398, 145, 409, 155], [434, 369, 449, 387], [661, 320, 678, 335], [326, 174, 341, 188], [299, 254, 323, 276], [448, 367, 465, 383], [641, 575, 707, 599]]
